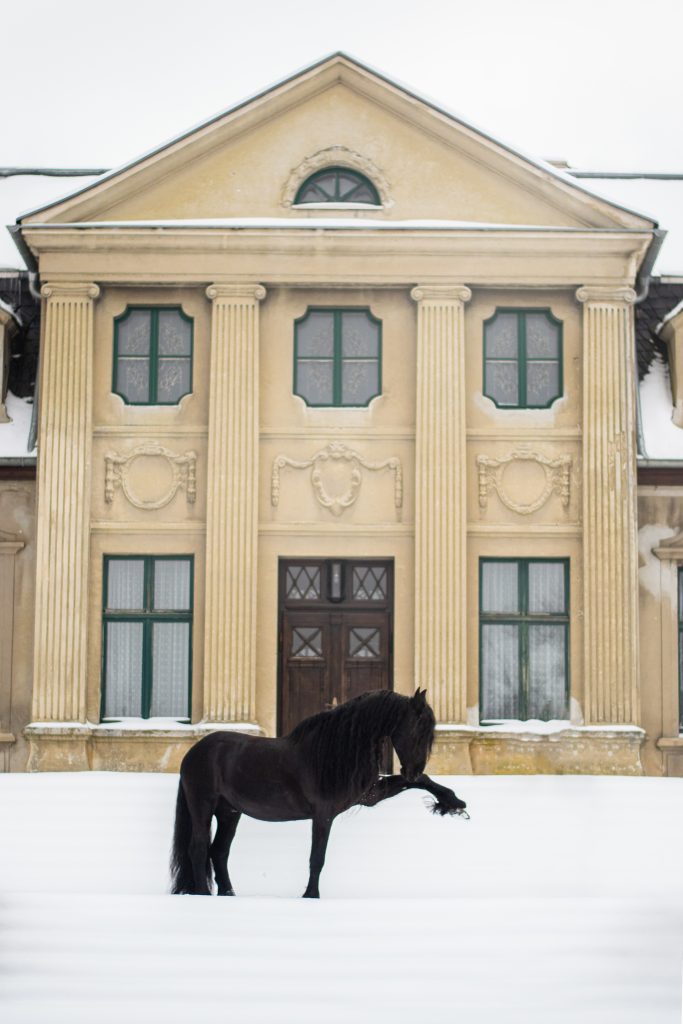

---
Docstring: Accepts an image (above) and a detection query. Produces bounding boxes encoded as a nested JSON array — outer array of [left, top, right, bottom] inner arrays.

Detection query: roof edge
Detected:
[[16, 52, 657, 231]]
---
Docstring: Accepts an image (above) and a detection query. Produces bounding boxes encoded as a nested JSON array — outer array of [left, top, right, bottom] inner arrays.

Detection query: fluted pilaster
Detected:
[[411, 284, 472, 721], [577, 285, 639, 723], [203, 284, 265, 721], [32, 282, 99, 722]]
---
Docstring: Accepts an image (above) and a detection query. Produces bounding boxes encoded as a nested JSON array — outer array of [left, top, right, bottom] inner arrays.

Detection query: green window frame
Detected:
[[101, 555, 193, 721], [113, 306, 193, 406], [483, 308, 563, 409], [293, 307, 382, 408], [479, 557, 569, 723], [294, 167, 380, 205], [679, 569, 683, 732]]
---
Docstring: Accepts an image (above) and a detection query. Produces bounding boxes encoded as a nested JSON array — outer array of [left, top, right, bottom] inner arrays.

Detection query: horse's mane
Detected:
[[288, 690, 431, 799]]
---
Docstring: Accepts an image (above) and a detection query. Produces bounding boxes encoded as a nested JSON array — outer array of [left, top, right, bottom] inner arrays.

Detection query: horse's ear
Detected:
[[412, 688, 427, 709]]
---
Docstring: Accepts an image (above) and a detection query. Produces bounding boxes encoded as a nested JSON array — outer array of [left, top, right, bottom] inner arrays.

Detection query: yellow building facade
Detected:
[[9, 54, 669, 775]]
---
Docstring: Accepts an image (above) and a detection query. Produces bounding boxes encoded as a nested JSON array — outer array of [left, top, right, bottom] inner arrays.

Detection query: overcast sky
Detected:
[[5, 0, 683, 173]]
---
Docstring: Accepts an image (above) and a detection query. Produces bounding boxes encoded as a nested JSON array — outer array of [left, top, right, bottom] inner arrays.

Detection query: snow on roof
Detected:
[[0, 391, 36, 459], [638, 356, 683, 459], [0, 174, 99, 269], [657, 296, 683, 331], [16, 216, 645, 232], [573, 175, 683, 275]]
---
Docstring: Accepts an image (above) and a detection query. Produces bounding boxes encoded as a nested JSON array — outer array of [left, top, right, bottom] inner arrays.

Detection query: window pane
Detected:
[[107, 560, 145, 610], [104, 622, 143, 717], [528, 562, 566, 614], [153, 559, 191, 611], [297, 312, 334, 357], [485, 361, 519, 406], [481, 624, 519, 719], [150, 622, 190, 717], [481, 562, 519, 613], [286, 566, 321, 600], [353, 566, 387, 601], [525, 314, 559, 358], [117, 310, 151, 355], [526, 361, 560, 407], [341, 360, 378, 405], [485, 313, 518, 358], [349, 627, 381, 659], [296, 360, 334, 404], [528, 625, 567, 719], [341, 312, 379, 357], [291, 627, 323, 658], [157, 358, 191, 403], [116, 358, 150, 403], [158, 311, 192, 356]]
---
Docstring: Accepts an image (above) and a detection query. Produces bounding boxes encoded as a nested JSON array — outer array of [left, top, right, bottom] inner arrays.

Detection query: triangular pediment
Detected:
[[19, 54, 655, 232]]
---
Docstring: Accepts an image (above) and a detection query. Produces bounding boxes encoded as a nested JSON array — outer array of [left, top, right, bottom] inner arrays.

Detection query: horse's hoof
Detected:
[[217, 888, 235, 896], [302, 891, 320, 899]]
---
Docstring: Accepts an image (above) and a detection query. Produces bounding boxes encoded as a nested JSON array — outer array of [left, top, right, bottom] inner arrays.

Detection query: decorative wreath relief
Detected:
[[105, 444, 197, 511], [271, 442, 402, 518], [476, 449, 572, 516]]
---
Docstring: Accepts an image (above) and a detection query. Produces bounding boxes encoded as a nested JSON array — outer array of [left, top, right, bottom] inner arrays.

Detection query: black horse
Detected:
[[170, 688, 467, 899]]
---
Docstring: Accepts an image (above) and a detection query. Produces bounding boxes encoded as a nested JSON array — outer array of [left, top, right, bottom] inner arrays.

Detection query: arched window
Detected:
[[294, 167, 380, 206]]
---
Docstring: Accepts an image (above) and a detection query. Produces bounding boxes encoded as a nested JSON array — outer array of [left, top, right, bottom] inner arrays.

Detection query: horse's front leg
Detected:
[[302, 814, 333, 899], [359, 774, 410, 806], [411, 773, 468, 815]]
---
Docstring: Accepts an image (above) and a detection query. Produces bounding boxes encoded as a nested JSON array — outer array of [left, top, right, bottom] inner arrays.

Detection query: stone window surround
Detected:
[[653, 533, 683, 772]]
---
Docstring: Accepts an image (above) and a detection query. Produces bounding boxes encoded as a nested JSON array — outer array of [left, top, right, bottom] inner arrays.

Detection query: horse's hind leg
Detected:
[[211, 801, 241, 896], [187, 797, 214, 895]]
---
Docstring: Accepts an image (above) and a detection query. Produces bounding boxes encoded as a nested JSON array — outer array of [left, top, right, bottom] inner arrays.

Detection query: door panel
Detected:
[[279, 559, 393, 737]]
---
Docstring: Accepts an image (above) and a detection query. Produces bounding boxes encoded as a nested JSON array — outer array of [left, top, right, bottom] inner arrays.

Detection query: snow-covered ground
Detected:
[[1, 772, 682, 1023]]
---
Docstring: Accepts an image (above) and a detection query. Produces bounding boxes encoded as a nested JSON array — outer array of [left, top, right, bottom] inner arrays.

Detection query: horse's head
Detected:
[[392, 688, 436, 782]]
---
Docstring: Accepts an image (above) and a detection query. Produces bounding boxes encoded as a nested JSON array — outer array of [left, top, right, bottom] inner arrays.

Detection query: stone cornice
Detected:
[[576, 285, 636, 305], [41, 281, 100, 300], [23, 227, 650, 289], [206, 283, 266, 302]]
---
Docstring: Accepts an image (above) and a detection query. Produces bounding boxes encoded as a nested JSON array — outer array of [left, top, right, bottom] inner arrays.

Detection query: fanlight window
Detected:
[[294, 308, 381, 407], [295, 167, 380, 206]]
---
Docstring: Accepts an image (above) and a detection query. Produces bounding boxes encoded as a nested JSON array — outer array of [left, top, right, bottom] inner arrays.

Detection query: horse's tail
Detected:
[[170, 779, 211, 895]]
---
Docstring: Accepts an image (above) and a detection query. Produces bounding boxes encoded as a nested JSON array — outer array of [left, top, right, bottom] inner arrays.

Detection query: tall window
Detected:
[[113, 307, 193, 405], [102, 556, 193, 720], [480, 558, 569, 722], [294, 167, 380, 205], [294, 308, 381, 407], [483, 309, 562, 409]]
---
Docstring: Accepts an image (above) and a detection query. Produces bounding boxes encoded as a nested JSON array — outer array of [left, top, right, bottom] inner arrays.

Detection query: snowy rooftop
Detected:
[[0, 771, 681, 1023]]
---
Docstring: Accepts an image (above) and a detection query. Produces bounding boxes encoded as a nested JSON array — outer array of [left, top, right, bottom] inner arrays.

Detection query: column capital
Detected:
[[411, 284, 472, 305], [576, 285, 636, 306], [41, 281, 100, 301], [206, 283, 266, 303]]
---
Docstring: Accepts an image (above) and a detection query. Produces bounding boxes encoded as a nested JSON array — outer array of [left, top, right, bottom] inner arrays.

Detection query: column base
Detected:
[[427, 725, 645, 775], [24, 722, 263, 772], [657, 738, 683, 777]]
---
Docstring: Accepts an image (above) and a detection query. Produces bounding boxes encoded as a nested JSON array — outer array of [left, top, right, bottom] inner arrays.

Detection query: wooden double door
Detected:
[[278, 558, 394, 736]]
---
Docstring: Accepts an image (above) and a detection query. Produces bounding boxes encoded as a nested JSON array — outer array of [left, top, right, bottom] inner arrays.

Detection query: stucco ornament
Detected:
[[281, 146, 392, 208], [272, 442, 402, 517], [105, 444, 197, 510], [476, 449, 572, 515]]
